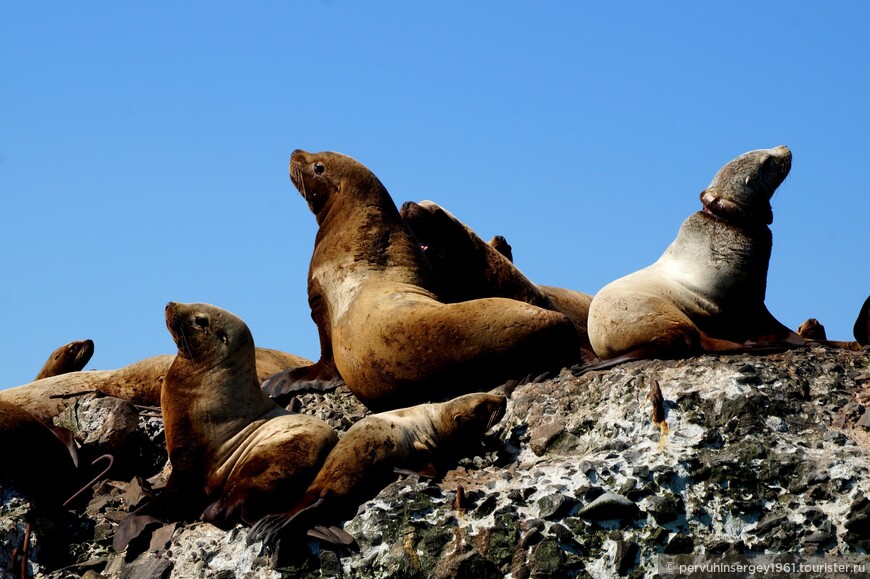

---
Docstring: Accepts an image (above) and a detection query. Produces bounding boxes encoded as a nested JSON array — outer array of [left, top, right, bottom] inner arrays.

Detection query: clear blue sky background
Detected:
[[2, 3, 868, 389]]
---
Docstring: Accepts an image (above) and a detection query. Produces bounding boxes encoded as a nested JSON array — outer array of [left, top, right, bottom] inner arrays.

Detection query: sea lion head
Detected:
[[64, 340, 94, 370], [399, 200, 454, 265], [165, 302, 254, 366], [700, 145, 791, 226], [438, 393, 507, 440], [289, 149, 387, 218], [489, 235, 513, 262], [797, 318, 827, 341], [54, 339, 94, 370]]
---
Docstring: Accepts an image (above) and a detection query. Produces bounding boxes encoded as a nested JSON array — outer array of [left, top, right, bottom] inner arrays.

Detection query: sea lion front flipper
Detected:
[[112, 512, 162, 553], [261, 363, 344, 404]]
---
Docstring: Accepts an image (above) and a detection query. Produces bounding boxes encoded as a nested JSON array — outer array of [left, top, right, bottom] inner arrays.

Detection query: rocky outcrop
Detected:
[[2, 344, 869, 578]]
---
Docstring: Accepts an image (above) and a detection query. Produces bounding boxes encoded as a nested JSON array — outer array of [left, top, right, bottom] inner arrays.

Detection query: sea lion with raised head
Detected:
[[35, 339, 95, 380], [160, 302, 337, 527], [586, 145, 804, 363], [264, 150, 580, 410], [2, 346, 311, 424], [399, 200, 596, 361], [247, 392, 507, 547]]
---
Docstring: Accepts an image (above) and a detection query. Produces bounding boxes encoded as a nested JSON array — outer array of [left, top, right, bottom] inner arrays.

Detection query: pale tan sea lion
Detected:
[[264, 150, 580, 410], [35, 339, 94, 380], [161, 302, 337, 527], [247, 392, 507, 547], [0, 399, 78, 504], [399, 200, 595, 361], [2, 348, 312, 424], [587, 145, 804, 362]]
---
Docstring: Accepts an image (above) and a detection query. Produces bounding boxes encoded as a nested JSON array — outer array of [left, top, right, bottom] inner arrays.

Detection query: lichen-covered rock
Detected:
[[3, 345, 869, 577]]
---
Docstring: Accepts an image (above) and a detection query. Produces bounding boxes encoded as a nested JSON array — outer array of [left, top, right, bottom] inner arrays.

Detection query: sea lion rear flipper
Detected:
[[307, 525, 356, 547], [247, 496, 325, 547]]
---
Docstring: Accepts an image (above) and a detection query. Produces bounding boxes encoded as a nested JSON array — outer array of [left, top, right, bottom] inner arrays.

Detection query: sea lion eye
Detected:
[[313, 162, 325, 175], [194, 315, 209, 330]]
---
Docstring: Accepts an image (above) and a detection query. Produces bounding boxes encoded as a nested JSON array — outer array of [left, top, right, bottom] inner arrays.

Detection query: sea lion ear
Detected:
[[745, 175, 752, 185], [453, 414, 462, 424]]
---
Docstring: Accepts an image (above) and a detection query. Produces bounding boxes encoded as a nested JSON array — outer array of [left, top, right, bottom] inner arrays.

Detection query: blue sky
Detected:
[[2, 3, 868, 388]]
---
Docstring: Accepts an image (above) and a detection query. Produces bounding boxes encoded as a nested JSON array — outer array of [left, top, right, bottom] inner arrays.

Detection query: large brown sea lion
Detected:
[[264, 150, 580, 410], [2, 347, 311, 424], [587, 145, 804, 363], [399, 200, 595, 361], [247, 392, 507, 547], [35, 339, 95, 380], [160, 302, 337, 527]]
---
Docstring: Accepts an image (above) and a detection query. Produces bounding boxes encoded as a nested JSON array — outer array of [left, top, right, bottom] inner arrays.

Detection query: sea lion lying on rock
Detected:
[[796, 295, 870, 351], [399, 199, 595, 362], [2, 346, 311, 424], [247, 392, 507, 547]]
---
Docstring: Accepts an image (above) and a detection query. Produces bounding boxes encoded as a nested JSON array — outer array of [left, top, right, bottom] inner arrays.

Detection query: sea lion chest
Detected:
[[650, 212, 771, 315]]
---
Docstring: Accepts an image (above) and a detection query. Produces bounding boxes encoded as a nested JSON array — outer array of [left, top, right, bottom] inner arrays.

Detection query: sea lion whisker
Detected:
[[178, 325, 195, 361]]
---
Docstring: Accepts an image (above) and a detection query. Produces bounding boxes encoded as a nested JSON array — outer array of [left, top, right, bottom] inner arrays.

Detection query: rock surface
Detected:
[[2, 344, 869, 578]]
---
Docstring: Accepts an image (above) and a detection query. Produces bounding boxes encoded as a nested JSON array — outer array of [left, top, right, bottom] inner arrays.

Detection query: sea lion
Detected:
[[2, 347, 312, 424], [489, 235, 513, 262], [247, 392, 507, 547], [264, 150, 580, 410], [587, 145, 804, 362], [35, 339, 94, 380], [399, 200, 596, 361], [797, 318, 827, 341], [160, 302, 337, 527], [796, 295, 870, 351], [0, 400, 78, 504]]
